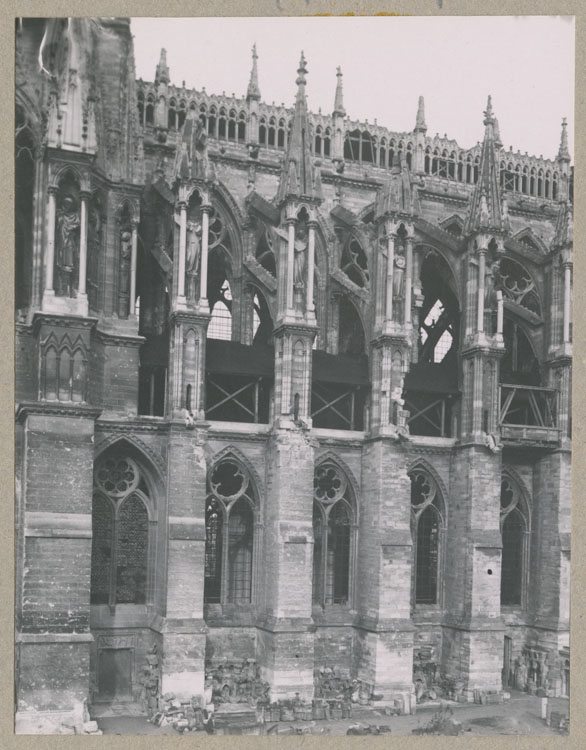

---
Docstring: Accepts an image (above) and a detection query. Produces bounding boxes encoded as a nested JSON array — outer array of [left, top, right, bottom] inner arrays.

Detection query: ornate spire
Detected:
[[246, 43, 261, 101], [333, 66, 345, 117], [557, 117, 570, 162], [375, 152, 420, 220], [464, 96, 508, 235], [276, 52, 322, 204], [155, 48, 169, 85], [414, 95, 426, 133]]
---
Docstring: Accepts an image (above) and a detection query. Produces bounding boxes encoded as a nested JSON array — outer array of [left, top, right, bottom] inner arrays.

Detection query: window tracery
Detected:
[[91, 455, 151, 607], [339, 231, 369, 289], [410, 469, 445, 606], [498, 258, 541, 316], [500, 477, 529, 607], [312, 461, 355, 606], [204, 458, 257, 605]]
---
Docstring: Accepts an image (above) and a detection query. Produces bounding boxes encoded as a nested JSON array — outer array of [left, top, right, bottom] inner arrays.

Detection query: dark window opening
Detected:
[[338, 295, 366, 355], [205, 459, 256, 605], [415, 506, 440, 604], [311, 381, 365, 431], [410, 470, 443, 606], [206, 372, 271, 424], [91, 456, 151, 607], [145, 95, 154, 125], [501, 507, 523, 606], [313, 462, 354, 606]]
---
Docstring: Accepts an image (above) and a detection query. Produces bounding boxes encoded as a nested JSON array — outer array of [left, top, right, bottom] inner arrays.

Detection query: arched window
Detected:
[[168, 98, 177, 129], [323, 127, 331, 158], [537, 169, 544, 197], [312, 461, 355, 606], [208, 280, 232, 340], [204, 458, 257, 604], [268, 117, 276, 147], [145, 94, 154, 125], [410, 469, 445, 605], [199, 103, 207, 130], [227, 109, 237, 141], [407, 144, 414, 170], [380, 138, 388, 168], [314, 125, 322, 156], [500, 477, 529, 607], [278, 118, 286, 148], [137, 91, 145, 126], [91, 455, 151, 606], [218, 107, 227, 139], [238, 111, 246, 142], [208, 105, 216, 136], [259, 116, 267, 146], [178, 100, 186, 129]]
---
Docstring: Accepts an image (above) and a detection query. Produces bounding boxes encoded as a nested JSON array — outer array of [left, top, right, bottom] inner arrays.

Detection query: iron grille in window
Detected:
[[410, 469, 445, 606], [90, 456, 151, 607], [312, 461, 355, 606], [204, 459, 256, 605]]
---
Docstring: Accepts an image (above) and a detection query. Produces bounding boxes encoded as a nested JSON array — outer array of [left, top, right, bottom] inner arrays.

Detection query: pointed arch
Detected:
[[312, 454, 358, 606], [407, 461, 447, 606], [207, 444, 265, 505], [205, 447, 261, 605], [407, 458, 449, 521], [500, 470, 531, 608], [94, 434, 166, 497], [314, 450, 360, 515]]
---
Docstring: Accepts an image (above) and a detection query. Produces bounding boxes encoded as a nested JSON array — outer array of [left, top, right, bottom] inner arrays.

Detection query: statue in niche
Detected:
[[118, 228, 132, 318], [185, 219, 202, 300], [56, 192, 80, 296], [393, 242, 406, 299], [174, 206, 202, 301], [294, 220, 308, 288]]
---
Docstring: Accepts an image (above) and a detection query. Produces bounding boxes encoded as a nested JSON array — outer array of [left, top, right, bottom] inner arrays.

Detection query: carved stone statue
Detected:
[[185, 219, 202, 300], [56, 193, 80, 296], [293, 221, 308, 287], [118, 229, 132, 318], [393, 243, 406, 299]]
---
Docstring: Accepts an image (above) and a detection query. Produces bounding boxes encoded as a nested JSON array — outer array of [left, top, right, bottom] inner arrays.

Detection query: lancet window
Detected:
[[410, 469, 445, 606], [500, 477, 529, 607], [312, 461, 356, 606], [204, 458, 257, 605], [90, 455, 152, 607]]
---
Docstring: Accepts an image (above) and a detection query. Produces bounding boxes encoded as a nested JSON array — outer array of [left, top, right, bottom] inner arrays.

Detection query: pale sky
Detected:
[[131, 16, 574, 161]]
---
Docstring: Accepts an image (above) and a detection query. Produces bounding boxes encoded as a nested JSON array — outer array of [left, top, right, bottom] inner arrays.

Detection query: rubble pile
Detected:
[[148, 693, 214, 734], [205, 658, 271, 706]]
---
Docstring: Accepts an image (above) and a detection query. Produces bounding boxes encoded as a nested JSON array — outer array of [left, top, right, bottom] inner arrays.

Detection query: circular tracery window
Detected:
[[314, 463, 347, 504], [95, 457, 140, 498]]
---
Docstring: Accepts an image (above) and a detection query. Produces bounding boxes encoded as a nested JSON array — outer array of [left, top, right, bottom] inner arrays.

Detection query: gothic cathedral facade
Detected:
[[15, 18, 571, 733]]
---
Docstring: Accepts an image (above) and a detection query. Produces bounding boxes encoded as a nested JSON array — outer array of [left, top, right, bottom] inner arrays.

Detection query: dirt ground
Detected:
[[95, 692, 567, 737]]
